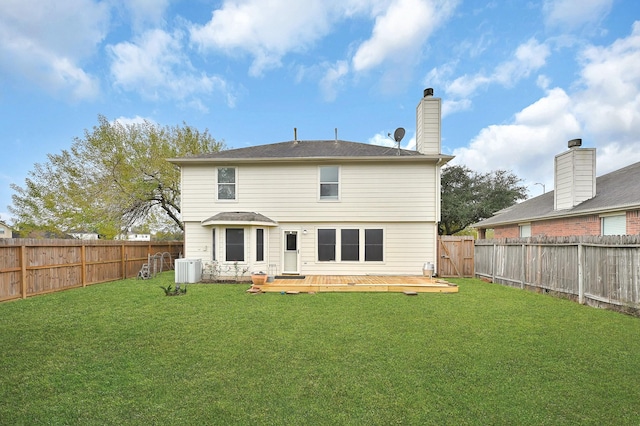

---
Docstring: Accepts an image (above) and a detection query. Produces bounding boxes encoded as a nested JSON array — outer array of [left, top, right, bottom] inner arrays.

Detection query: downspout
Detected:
[[434, 157, 445, 276]]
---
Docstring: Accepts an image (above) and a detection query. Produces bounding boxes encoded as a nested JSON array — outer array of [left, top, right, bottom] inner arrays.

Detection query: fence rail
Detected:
[[0, 239, 183, 302], [475, 236, 640, 313]]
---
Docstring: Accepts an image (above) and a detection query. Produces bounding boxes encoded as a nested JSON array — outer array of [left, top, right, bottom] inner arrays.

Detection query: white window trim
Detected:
[[224, 227, 246, 263], [600, 212, 626, 236], [318, 165, 341, 202], [519, 223, 531, 238], [217, 166, 238, 202], [255, 228, 267, 263], [314, 226, 385, 263]]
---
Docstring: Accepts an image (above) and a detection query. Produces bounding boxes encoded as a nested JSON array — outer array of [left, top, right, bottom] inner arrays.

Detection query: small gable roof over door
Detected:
[[201, 211, 278, 227]]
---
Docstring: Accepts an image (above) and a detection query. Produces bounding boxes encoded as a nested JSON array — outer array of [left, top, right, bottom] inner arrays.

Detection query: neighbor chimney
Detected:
[[416, 88, 441, 155], [554, 139, 596, 210]]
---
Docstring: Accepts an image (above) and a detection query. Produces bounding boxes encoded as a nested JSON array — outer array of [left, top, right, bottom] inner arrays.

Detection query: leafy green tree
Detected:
[[10, 115, 224, 238], [439, 165, 527, 235]]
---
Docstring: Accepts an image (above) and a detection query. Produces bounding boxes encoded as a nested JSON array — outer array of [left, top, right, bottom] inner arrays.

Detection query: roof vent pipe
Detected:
[[294, 127, 297, 143], [335, 128, 338, 142], [424, 88, 434, 97], [568, 138, 582, 148]]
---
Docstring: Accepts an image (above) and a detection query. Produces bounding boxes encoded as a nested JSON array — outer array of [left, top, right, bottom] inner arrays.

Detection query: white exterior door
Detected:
[[282, 230, 300, 274]]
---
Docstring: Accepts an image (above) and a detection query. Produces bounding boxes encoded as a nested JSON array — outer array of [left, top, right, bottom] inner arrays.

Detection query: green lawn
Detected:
[[1, 274, 639, 425]]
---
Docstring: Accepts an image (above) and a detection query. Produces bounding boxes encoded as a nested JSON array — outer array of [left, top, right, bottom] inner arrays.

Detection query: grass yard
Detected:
[[1, 274, 639, 425]]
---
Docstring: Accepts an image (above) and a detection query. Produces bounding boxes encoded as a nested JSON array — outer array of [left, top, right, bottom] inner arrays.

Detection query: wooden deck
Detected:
[[249, 275, 458, 294]]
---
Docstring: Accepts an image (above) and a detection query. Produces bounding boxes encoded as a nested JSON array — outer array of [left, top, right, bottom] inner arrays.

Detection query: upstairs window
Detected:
[[319, 166, 339, 200], [218, 167, 236, 200]]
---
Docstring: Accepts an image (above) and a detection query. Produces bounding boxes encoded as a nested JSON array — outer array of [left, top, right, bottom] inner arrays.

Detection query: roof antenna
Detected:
[[392, 127, 405, 155]]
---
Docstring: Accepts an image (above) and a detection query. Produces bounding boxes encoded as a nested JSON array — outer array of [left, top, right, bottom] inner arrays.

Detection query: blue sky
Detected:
[[2, 0, 640, 223]]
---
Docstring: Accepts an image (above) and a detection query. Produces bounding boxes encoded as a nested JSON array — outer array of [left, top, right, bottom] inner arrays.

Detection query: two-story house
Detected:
[[169, 89, 453, 277]]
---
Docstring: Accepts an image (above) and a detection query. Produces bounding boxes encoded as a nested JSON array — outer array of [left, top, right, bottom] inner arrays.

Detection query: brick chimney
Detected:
[[416, 88, 441, 155], [554, 139, 596, 210]]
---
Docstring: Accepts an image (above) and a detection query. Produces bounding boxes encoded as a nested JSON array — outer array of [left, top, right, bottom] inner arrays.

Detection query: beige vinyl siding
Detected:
[[554, 148, 596, 210], [185, 220, 437, 276], [293, 221, 436, 276], [184, 221, 270, 272], [183, 221, 214, 260], [180, 161, 438, 223], [554, 153, 572, 210], [415, 96, 441, 155], [0, 223, 10, 239]]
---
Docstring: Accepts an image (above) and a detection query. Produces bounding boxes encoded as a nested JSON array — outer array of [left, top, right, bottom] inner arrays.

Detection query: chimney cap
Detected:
[[568, 138, 582, 148], [423, 88, 434, 97]]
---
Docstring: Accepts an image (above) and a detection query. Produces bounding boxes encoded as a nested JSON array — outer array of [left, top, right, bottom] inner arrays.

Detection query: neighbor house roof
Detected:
[[475, 160, 640, 228], [168, 140, 454, 164]]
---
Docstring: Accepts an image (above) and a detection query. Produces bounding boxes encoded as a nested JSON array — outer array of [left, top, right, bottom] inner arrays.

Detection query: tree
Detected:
[[439, 165, 527, 235], [10, 115, 224, 238]]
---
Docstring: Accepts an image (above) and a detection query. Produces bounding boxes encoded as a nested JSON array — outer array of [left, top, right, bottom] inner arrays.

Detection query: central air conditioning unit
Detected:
[[174, 259, 202, 283]]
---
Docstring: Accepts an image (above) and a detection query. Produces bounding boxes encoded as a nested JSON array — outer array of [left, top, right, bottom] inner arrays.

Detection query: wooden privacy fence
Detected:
[[437, 236, 475, 277], [0, 239, 183, 302], [475, 236, 640, 312]]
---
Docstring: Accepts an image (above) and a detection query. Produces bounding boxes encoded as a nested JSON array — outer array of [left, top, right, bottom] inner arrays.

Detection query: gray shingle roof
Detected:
[[475, 160, 640, 228], [201, 211, 277, 226], [176, 140, 424, 160]]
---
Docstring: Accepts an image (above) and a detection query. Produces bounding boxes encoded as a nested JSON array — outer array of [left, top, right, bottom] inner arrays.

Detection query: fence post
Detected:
[[578, 243, 584, 304], [121, 244, 126, 279], [81, 245, 87, 287], [492, 243, 497, 283], [521, 244, 526, 289], [20, 244, 27, 299]]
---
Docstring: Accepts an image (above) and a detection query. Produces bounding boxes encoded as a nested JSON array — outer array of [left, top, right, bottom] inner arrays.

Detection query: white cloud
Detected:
[[190, 0, 458, 82], [451, 87, 580, 195], [442, 98, 472, 117], [108, 29, 234, 108], [446, 74, 492, 99], [543, 0, 613, 29], [352, 0, 457, 72], [116, 0, 171, 29], [445, 38, 550, 99], [190, 0, 336, 77], [0, 0, 108, 100], [320, 60, 350, 101], [451, 22, 640, 197], [573, 20, 640, 173], [369, 132, 396, 148], [494, 39, 551, 86], [114, 115, 156, 126]]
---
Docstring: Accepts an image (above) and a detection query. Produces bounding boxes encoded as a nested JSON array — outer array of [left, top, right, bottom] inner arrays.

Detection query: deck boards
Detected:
[[251, 275, 458, 293]]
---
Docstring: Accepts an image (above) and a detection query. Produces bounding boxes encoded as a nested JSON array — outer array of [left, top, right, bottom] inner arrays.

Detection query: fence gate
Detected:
[[437, 236, 475, 278]]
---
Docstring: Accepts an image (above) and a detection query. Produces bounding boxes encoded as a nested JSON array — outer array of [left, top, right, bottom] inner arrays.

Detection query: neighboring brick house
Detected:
[[475, 140, 640, 238]]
